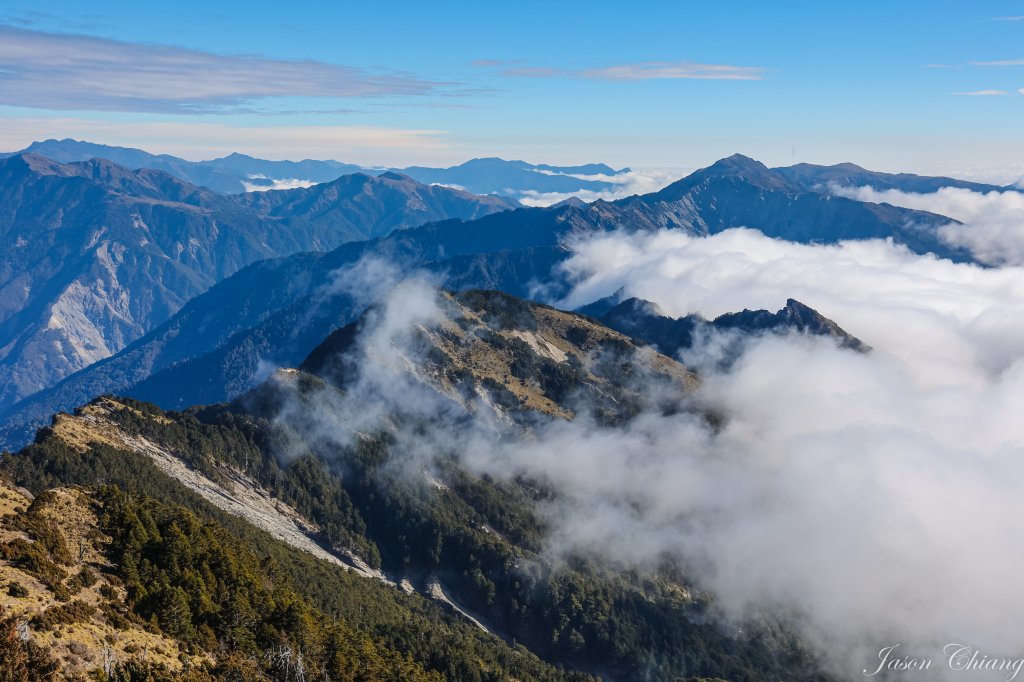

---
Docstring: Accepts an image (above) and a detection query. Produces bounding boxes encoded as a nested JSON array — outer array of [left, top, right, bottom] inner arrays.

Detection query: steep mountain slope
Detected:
[[774, 161, 1009, 194], [0, 154, 950, 449], [0, 154, 512, 406], [0, 480, 213, 678], [590, 296, 870, 361], [0, 470, 567, 681], [0, 153, 278, 405], [0, 290, 826, 681]]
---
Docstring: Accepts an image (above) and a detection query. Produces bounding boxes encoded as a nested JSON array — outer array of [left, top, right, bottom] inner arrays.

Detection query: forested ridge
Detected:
[[1, 391, 824, 681]]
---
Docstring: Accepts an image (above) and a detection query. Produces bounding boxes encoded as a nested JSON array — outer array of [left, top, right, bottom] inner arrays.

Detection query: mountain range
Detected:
[[1, 139, 629, 197], [0, 152, 964, 450]]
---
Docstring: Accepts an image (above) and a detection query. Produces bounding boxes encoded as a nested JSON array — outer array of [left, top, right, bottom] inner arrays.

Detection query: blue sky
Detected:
[[0, 0, 1022, 177]]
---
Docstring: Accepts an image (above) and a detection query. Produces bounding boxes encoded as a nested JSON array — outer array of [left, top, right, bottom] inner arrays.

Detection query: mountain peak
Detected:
[[550, 196, 588, 208], [716, 152, 766, 168], [654, 153, 799, 199], [700, 153, 783, 181]]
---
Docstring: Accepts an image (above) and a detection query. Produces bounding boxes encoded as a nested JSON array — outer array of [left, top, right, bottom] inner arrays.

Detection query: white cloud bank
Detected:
[[240, 176, 318, 192], [543, 228, 1024, 677], [515, 168, 682, 207], [833, 184, 1024, 266]]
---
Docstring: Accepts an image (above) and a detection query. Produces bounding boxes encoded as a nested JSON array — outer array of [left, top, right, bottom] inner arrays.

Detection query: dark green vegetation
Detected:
[[95, 487, 446, 681], [2, 393, 822, 682], [2, 440, 593, 682]]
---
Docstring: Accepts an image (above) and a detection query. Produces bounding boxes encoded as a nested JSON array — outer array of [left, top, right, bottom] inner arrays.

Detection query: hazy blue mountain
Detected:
[[395, 157, 626, 196], [195, 151, 364, 182], [0, 153, 959, 449], [5, 139, 369, 193], [0, 216, 571, 446], [8, 138, 251, 193], [12, 138, 170, 168], [774, 161, 1009, 194], [0, 154, 513, 409]]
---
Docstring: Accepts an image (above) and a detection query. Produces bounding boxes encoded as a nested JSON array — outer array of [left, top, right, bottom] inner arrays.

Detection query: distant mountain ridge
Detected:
[[9, 139, 1012, 201], [0, 153, 514, 406], [3, 138, 630, 198]]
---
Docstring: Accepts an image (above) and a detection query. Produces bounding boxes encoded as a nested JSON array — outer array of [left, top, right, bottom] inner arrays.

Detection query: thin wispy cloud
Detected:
[[969, 58, 1024, 66], [502, 66, 562, 78], [583, 61, 765, 80], [474, 59, 766, 81], [992, 15, 1024, 21], [469, 58, 513, 68], [0, 24, 447, 114], [951, 89, 1010, 96]]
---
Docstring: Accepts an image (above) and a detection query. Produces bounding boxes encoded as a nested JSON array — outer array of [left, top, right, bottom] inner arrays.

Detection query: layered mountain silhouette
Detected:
[[2, 138, 629, 197], [0, 153, 514, 405], [0, 153, 969, 449]]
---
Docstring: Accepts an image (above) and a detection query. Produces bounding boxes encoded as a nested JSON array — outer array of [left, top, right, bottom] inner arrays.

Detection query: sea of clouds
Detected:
[[265, 181, 1024, 680]]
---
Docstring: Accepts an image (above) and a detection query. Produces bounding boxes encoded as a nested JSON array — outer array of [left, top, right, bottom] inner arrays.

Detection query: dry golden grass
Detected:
[[0, 479, 205, 677]]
